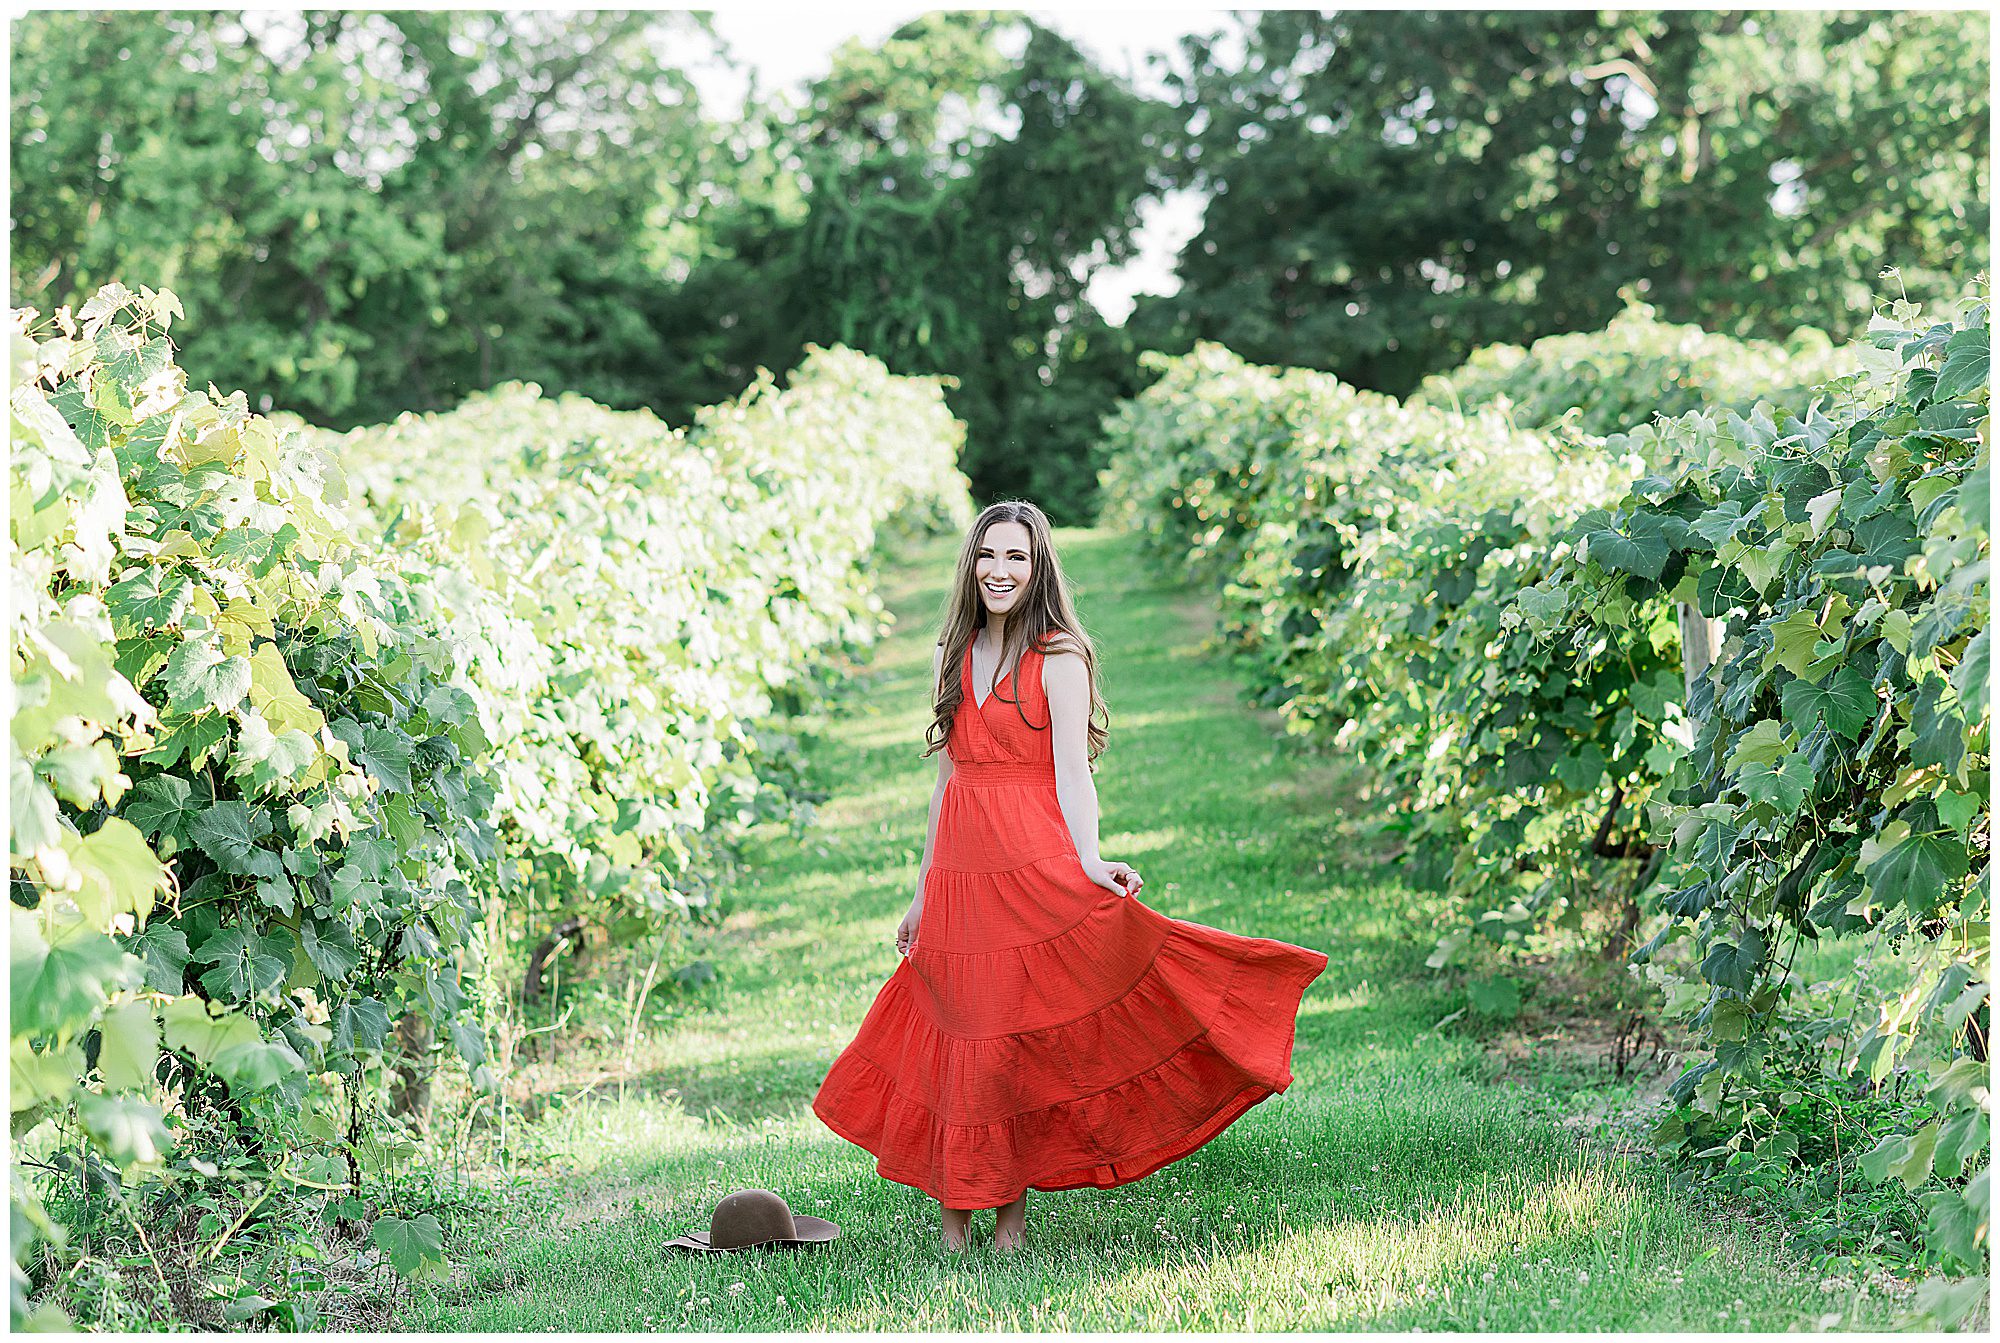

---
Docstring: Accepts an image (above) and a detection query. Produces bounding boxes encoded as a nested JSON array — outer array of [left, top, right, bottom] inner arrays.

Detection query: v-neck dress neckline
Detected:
[[966, 639, 1018, 712]]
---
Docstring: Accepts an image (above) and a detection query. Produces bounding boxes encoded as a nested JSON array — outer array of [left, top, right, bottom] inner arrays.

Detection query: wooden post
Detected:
[[1678, 602, 1726, 697]]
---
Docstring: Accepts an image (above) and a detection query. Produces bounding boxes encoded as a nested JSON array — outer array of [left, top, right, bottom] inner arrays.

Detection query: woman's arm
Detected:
[[1042, 644, 1102, 864], [1045, 642, 1143, 897]]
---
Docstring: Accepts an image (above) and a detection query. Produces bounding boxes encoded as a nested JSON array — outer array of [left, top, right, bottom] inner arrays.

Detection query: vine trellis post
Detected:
[[1677, 601, 1727, 696]]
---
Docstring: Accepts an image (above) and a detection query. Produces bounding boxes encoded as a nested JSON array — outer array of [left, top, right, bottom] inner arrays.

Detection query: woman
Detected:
[[811, 500, 1328, 1252]]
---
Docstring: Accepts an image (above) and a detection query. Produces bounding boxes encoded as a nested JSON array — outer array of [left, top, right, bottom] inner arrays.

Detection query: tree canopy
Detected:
[[12, 8, 1988, 516], [1134, 9, 1990, 394]]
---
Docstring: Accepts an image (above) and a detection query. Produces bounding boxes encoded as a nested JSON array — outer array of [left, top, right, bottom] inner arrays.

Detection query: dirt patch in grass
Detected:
[[555, 1175, 682, 1232], [1482, 1004, 1686, 1159]]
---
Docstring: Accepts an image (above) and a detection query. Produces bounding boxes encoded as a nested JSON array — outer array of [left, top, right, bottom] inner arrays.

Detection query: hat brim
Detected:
[[664, 1217, 841, 1253]]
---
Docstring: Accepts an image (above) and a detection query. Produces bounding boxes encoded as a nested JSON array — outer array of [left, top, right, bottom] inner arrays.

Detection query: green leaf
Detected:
[[1932, 326, 1990, 401], [1587, 514, 1671, 580], [1467, 977, 1521, 1019], [10, 908, 141, 1044], [1708, 998, 1752, 1042], [95, 999, 159, 1091], [446, 1018, 486, 1066], [1726, 719, 1787, 771], [186, 801, 283, 880], [331, 998, 390, 1055], [1552, 741, 1608, 794], [1735, 541, 1791, 594], [136, 711, 229, 771], [192, 925, 289, 1002], [1867, 828, 1972, 915], [161, 631, 251, 715], [104, 565, 194, 631], [252, 876, 296, 915], [1905, 1267, 1990, 1329], [1689, 500, 1753, 547], [125, 923, 191, 995], [341, 836, 397, 880], [1699, 926, 1767, 994], [1889, 1121, 1942, 1191], [161, 995, 260, 1059], [1925, 1056, 1992, 1114], [113, 629, 176, 693], [1858, 1130, 1910, 1185], [74, 1090, 173, 1170], [299, 918, 360, 980], [1738, 751, 1813, 814], [11, 753, 64, 858], [122, 774, 196, 841], [11, 1036, 84, 1112], [160, 996, 303, 1093], [1765, 609, 1825, 678], [1932, 1104, 1989, 1181], [356, 727, 414, 794], [1778, 665, 1876, 741], [59, 816, 169, 930], [231, 709, 319, 795], [371, 1213, 447, 1278], [1951, 626, 1988, 714], [35, 741, 121, 808], [1908, 676, 1969, 777]]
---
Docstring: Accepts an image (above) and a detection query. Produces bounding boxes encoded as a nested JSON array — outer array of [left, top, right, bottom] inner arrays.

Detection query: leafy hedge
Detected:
[[10, 284, 492, 1327], [1097, 286, 1990, 1303], [297, 350, 972, 976], [9, 283, 973, 1327], [1414, 292, 1857, 438], [1512, 288, 1990, 1290]]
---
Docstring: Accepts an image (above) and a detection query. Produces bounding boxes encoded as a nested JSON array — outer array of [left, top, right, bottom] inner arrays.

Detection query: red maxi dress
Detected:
[[811, 638, 1330, 1209]]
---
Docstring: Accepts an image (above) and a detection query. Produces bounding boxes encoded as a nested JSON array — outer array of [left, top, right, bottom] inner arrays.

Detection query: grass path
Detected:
[[406, 527, 1902, 1331]]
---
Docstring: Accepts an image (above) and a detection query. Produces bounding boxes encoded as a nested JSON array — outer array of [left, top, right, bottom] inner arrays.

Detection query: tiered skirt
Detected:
[[811, 791, 1328, 1207]]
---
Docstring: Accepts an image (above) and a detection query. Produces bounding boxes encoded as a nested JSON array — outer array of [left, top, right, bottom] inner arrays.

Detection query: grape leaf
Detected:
[[193, 925, 289, 1002], [186, 801, 283, 879], [75, 1090, 173, 1169], [60, 816, 169, 930], [11, 907, 141, 1043], [1778, 665, 1876, 740], [104, 565, 194, 631], [1867, 828, 1971, 914], [370, 1213, 447, 1279], [299, 917, 360, 980], [162, 632, 251, 715], [96, 998, 160, 1091], [123, 773, 196, 841]]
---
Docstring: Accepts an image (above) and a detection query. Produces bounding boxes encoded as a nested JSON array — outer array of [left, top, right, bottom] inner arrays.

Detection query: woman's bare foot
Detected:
[[993, 1190, 1027, 1252], [940, 1204, 972, 1251]]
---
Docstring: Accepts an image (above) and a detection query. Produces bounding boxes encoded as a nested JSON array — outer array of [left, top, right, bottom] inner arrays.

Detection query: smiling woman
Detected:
[[811, 499, 1329, 1253]]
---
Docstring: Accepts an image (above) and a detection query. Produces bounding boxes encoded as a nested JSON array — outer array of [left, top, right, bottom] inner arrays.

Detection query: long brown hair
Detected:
[[922, 500, 1110, 769]]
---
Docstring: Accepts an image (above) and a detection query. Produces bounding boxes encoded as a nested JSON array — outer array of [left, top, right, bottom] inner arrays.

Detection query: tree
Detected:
[[708, 12, 1168, 518], [1139, 9, 1990, 395], [11, 9, 718, 426]]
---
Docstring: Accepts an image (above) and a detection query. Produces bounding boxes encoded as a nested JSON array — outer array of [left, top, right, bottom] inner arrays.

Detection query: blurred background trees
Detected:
[[12, 8, 1989, 522]]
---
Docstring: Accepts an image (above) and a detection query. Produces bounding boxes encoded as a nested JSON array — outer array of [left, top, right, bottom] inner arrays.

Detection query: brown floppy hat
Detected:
[[664, 1188, 841, 1253]]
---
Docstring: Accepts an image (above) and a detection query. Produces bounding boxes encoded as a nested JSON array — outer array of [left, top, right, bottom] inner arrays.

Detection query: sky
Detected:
[[685, 6, 1235, 325]]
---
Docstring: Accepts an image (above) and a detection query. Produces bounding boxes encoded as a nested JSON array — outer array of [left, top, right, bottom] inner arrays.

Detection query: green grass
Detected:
[[401, 526, 1911, 1331]]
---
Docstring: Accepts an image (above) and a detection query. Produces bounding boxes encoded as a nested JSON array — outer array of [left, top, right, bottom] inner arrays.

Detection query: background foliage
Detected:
[[1136, 10, 1988, 394], [12, 8, 1988, 521], [9, 283, 971, 1328], [1098, 278, 1990, 1314]]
